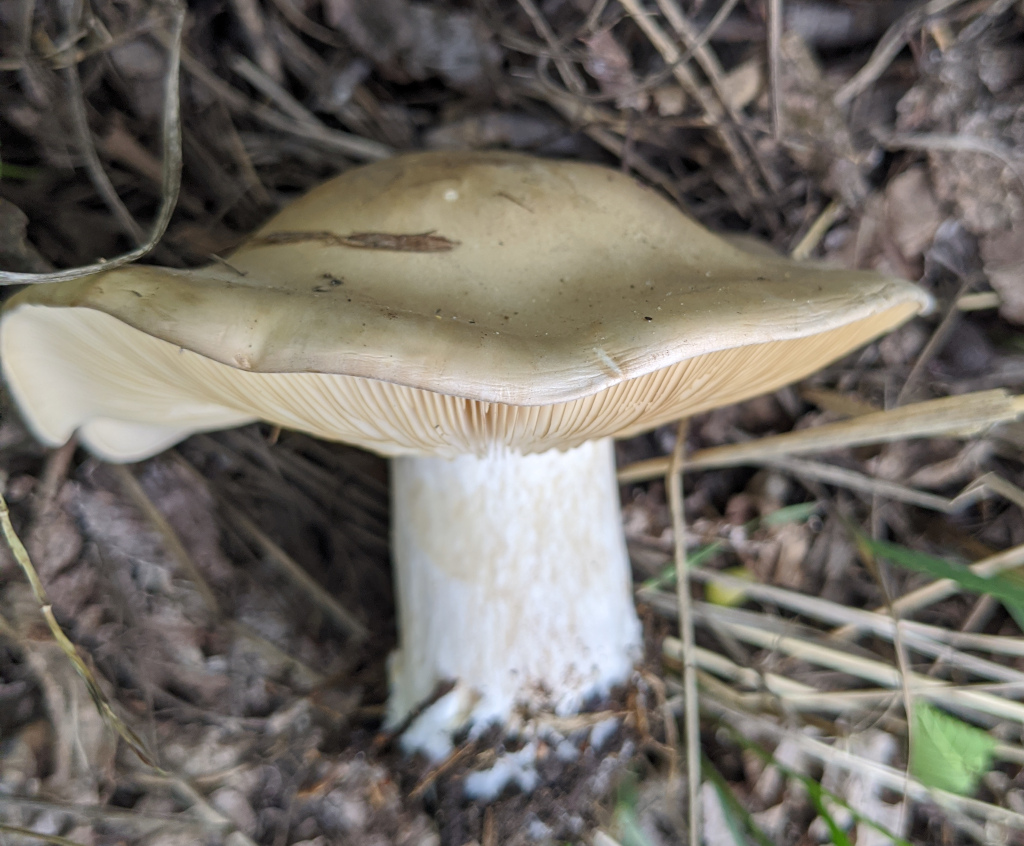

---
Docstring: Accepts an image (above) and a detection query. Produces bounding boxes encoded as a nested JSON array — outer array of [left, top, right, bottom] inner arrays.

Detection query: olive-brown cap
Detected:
[[1, 151, 931, 460]]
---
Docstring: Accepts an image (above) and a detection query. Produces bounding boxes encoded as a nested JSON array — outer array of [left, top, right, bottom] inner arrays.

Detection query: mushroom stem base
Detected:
[[388, 438, 641, 753]]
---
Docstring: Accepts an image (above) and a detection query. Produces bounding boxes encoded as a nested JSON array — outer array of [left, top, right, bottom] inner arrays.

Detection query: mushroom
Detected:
[[1, 151, 930, 753]]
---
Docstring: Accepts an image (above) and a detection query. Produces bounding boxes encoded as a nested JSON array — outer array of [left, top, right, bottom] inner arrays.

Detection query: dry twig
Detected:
[[0, 1, 185, 286]]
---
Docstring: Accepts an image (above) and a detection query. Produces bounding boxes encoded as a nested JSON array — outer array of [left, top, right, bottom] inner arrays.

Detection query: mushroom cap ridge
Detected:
[[5, 150, 930, 407]]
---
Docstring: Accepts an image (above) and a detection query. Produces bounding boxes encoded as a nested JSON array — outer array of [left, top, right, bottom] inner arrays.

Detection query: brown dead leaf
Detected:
[[777, 32, 867, 206], [322, 0, 498, 92], [0, 199, 49, 273], [28, 503, 82, 581], [425, 111, 566, 151], [769, 523, 812, 592], [0, 720, 50, 794], [47, 566, 98, 621], [981, 226, 1024, 325], [721, 57, 763, 113], [885, 166, 943, 265], [897, 37, 1024, 235], [652, 86, 687, 117], [725, 493, 758, 527], [138, 459, 236, 588], [583, 30, 648, 111]]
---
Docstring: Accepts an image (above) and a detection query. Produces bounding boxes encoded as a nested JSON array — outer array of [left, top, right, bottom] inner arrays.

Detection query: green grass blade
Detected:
[[703, 753, 774, 846], [857, 535, 1024, 607]]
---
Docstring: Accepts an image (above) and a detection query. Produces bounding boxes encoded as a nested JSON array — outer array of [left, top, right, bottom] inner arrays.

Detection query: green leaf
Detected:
[[612, 773, 657, 846], [703, 753, 774, 846], [910, 702, 996, 796], [804, 779, 854, 846], [0, 161, 41, 181], [761, 501, 820, 526], [724, 729, 914, 846], [705, 566, 756, 608], [1004, 601, 1024, 633], [641, 540, 723, 590], [857, 536, 1024, 609]]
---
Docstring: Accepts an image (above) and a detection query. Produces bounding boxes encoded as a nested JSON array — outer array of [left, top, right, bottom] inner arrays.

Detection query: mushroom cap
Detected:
[[2, 151, 930, 460]]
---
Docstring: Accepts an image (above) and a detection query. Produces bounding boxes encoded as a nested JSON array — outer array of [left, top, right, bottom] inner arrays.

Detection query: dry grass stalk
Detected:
[[670, 612, 1024, 725], [666, 419, 700, 842], [644, 571, 1024, 671], [618, 390, 1024, 483], [702, 697, 1024, 836], [0, 491, 156, 766]]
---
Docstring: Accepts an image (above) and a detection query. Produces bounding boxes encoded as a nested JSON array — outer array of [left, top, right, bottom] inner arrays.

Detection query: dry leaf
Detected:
[[981, 226, 1024, 325], [885, 166, 943, 263], [323, 0, 498, 92], [583, 30, 648, 111]]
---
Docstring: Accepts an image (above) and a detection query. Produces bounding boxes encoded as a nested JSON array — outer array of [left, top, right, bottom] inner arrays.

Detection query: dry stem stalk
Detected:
[[666, 420, 700, 842]]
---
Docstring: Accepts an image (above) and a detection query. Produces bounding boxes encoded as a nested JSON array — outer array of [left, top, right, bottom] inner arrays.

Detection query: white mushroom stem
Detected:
[[388, 437, 641, 749]]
